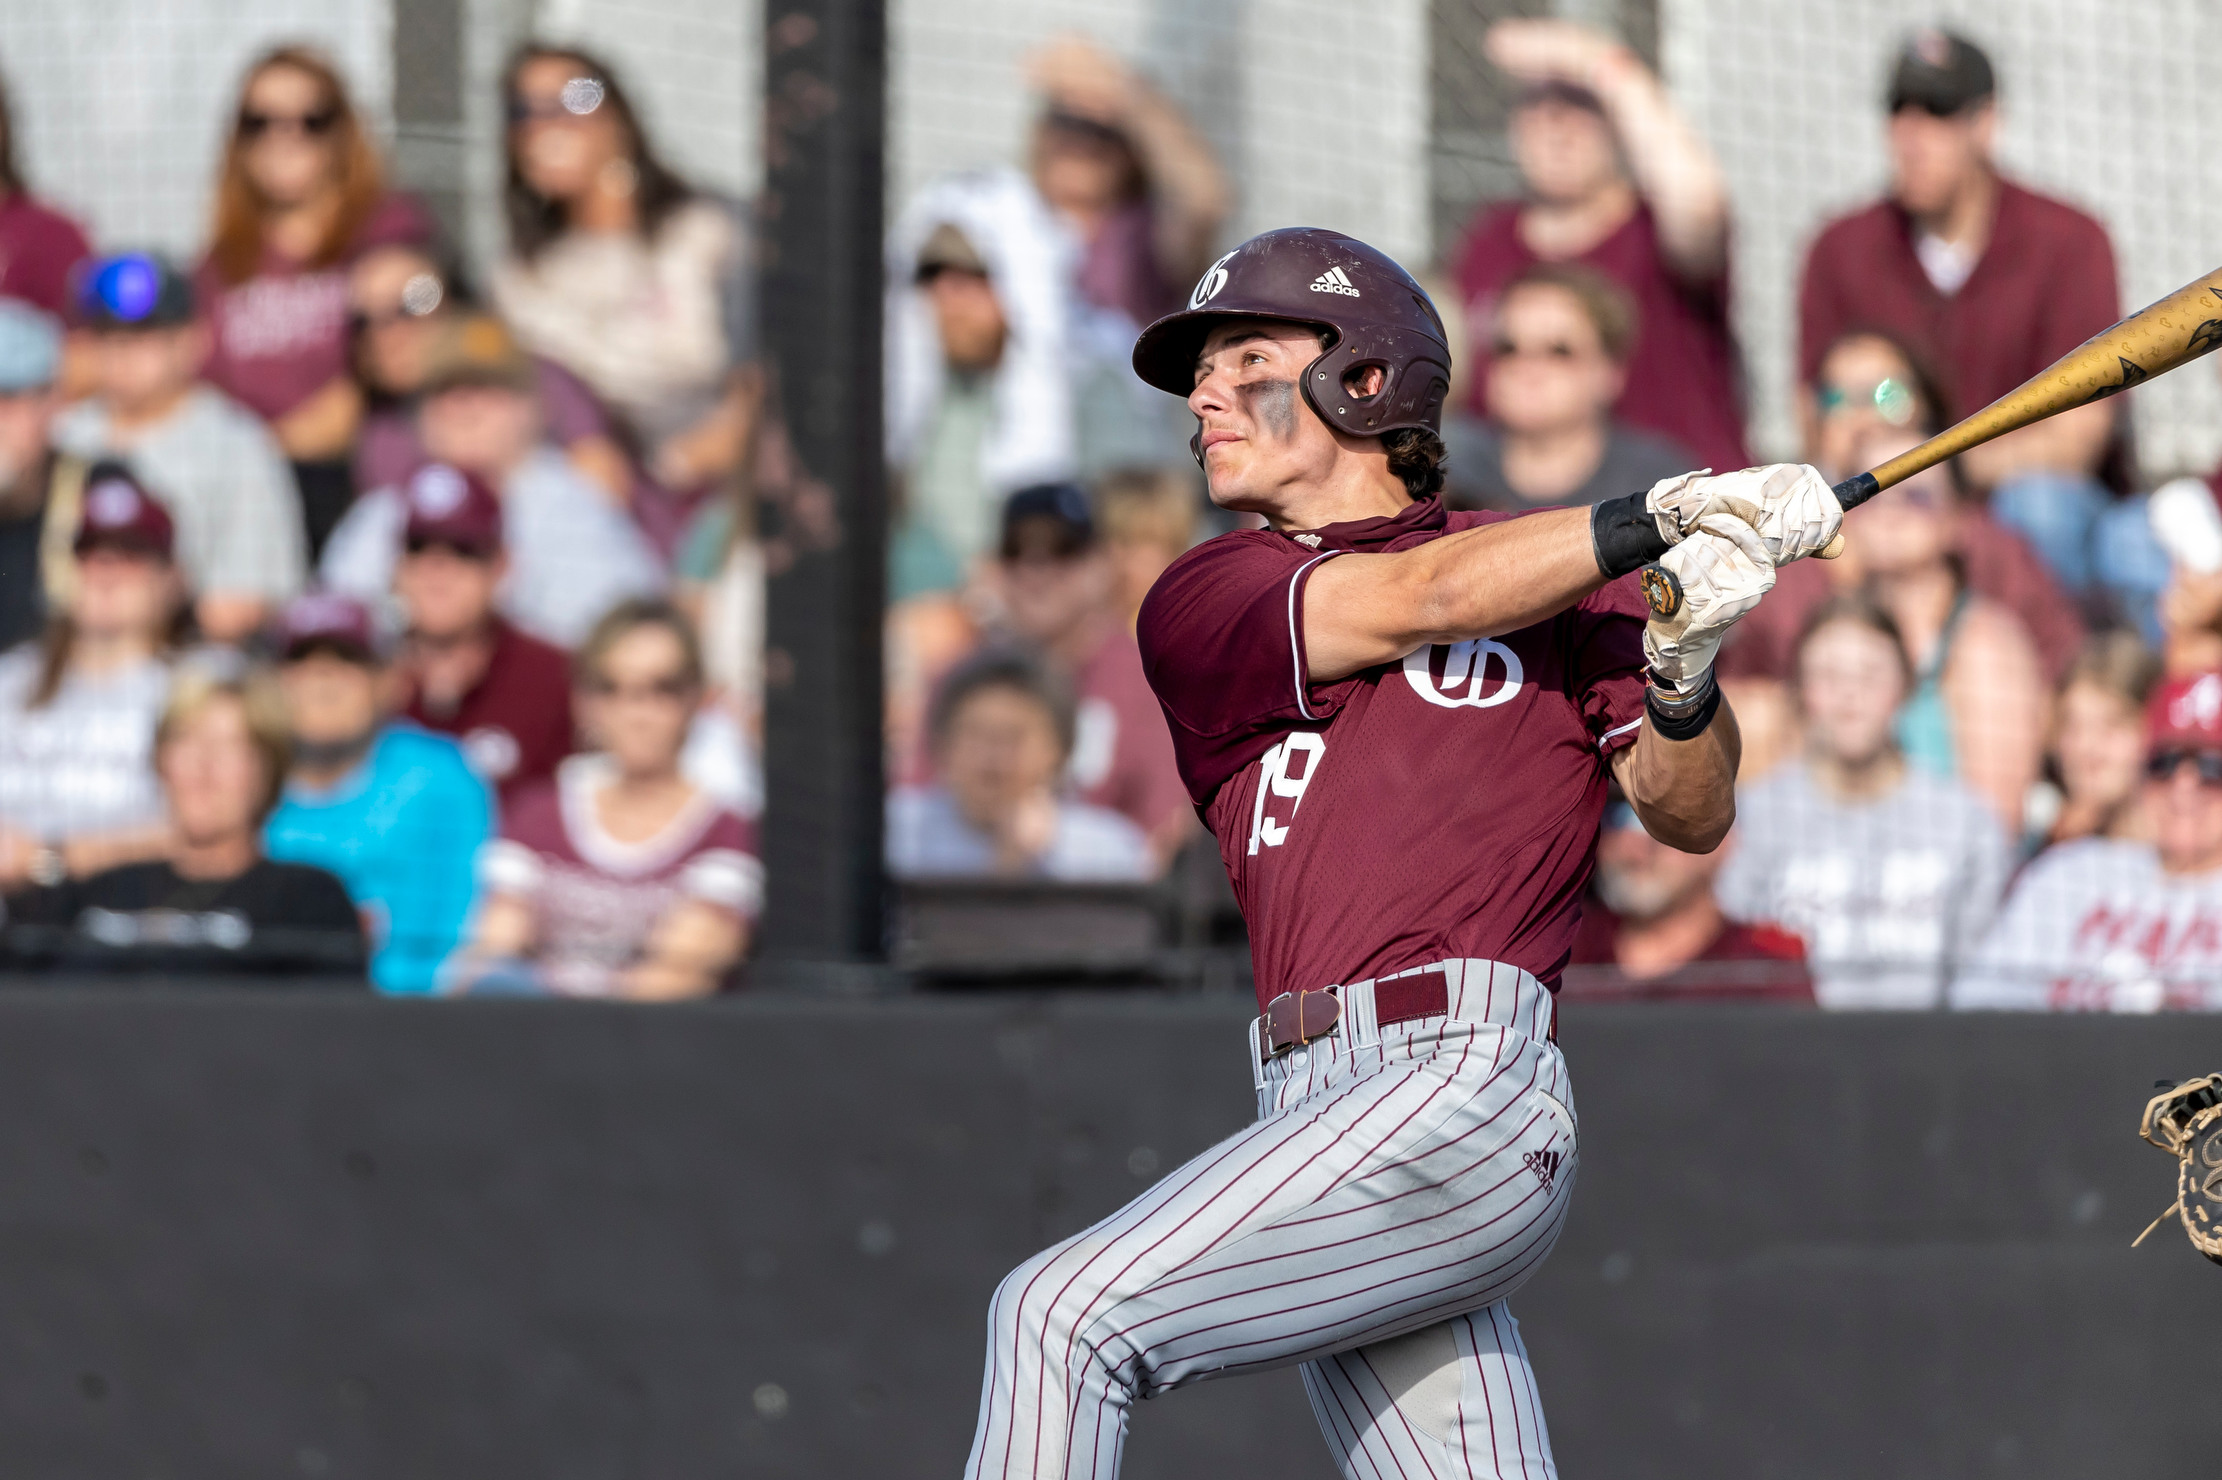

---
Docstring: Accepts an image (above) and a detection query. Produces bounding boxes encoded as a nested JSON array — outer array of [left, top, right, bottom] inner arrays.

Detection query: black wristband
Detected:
[[1644, 670, 1721, 741], [1591, 491, 1674, 579]]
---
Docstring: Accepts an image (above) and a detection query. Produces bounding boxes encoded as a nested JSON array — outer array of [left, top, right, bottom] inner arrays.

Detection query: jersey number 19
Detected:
[[1247, 733, 1326, 855]]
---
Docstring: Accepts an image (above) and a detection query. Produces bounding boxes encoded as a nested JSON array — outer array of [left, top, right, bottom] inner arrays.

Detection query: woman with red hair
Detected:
[[196, 46, 432, 555]]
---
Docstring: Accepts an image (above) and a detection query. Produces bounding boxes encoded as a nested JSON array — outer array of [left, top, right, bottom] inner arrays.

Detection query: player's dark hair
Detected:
[[929, 648, 1077, 759], [1383, 428, 1449, 498]]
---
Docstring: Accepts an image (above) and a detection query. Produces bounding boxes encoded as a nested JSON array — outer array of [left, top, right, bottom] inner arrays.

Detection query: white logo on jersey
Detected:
[[1189, 251, 1238, 309], [1308, 266, 1361, 297], [1247, 732, 1326, 855], [1402, 638, 1524, 709]]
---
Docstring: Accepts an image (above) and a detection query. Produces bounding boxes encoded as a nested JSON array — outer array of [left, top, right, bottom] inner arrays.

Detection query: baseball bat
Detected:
[[1641, 263, 2222, 615]]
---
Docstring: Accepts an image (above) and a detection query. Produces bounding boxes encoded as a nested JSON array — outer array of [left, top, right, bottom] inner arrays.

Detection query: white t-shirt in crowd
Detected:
[[319, 446, 665, 649], [0, 645, 170, 841], [53, 387, 305, 601], [886, 785, 1154, 883], [1715, 761, 2010, 1010], [1951, 839, 2222, 1012]]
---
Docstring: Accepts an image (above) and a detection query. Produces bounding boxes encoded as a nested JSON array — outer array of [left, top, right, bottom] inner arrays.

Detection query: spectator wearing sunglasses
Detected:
[[388, 464, 574, 805], [348, 242, 627, 502], [490, 46, 760, 554], [1798, 30, 2165, 636], [53, 255, 305, 645], [451, 601, 758, 999], [319, 321, 664, 649], [1449, 18, 1746, 473], [197, 47, 433, 557], [263, 592, 491, 995], [1954, 670, 2222, 1011], [1442, 262, 1692, 513], [0, 69, 92, 318], [1718, 328, 2084, 696]]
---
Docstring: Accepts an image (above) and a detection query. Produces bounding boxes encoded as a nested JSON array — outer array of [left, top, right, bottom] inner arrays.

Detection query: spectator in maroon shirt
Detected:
[[992, 483, 1192, 870], [1449, 17, 1746, 473], [1025, 35, 1231, 330], [0, 71, 91, 320], [1565, 799, 1810, 1000], [390, 461, 574, 806], [197, 46, 434, 556], [453, 600, 758, 998], [1796, 29, 2167, 637], [1444, 262, 1693, 513]]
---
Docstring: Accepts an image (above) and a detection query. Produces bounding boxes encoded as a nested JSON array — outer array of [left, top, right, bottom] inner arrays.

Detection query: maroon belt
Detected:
[[1263, 970, 1451, 1057]]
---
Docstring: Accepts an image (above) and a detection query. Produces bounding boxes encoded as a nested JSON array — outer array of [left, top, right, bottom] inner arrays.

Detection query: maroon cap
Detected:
[[74, 465, 176, 558], [1132, 227, 1453, 438], [276, 591, 385, 664], [401, 462, 503, 554], [2150, 671, 2222, 753]]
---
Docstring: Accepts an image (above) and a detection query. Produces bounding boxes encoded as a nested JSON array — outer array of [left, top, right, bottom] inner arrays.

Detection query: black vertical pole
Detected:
[[757, 2, 887, 975]]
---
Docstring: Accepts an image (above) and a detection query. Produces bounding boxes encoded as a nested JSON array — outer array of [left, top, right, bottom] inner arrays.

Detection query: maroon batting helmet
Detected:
[[1131, 227, 1453, 439]]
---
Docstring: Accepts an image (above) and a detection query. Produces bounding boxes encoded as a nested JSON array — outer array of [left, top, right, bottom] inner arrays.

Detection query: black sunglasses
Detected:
[[2147, 748, 2222, 785], [239, 107, 338, 139]]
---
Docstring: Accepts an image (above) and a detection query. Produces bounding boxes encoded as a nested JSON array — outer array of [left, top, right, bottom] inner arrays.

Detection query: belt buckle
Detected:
[[1264, 989, 1341, 1058]]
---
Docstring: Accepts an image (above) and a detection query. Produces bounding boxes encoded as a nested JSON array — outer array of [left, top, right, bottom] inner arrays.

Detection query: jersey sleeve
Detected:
[[1136, 533, 1355, 803], [1566, 573, 1650, 754]]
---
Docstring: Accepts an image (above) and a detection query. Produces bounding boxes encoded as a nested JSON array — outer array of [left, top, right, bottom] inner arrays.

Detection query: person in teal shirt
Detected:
[[264, 593, 492, 993]]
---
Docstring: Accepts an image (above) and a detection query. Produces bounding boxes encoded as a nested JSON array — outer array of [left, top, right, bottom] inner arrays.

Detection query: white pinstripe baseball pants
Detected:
[[964, 959, 1576, 1480]]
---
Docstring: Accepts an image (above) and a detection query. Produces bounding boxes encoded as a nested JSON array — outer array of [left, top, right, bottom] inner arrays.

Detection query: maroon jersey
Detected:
[[1138, 496, 1648, 1009]]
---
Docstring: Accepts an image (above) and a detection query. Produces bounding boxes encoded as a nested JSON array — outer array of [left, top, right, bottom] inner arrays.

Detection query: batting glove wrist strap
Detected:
[[1592, 490, 1675, 578], [1644, 669, 1720, 740]]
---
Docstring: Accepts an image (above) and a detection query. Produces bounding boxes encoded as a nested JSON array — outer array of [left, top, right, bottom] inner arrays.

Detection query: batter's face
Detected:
[[1190, 319, 1381, 517]]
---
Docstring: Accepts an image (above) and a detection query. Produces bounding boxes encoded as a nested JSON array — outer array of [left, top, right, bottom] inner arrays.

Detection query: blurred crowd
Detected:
[[1, 21, 2220, 1009]]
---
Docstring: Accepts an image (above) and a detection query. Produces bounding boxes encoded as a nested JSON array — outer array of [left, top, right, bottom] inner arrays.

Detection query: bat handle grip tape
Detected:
[[1832, 471, 1881, 512]]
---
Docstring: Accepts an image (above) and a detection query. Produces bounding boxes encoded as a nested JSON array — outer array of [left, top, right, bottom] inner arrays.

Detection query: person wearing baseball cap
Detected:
[[262, 588, 492, 995], [1446, 16, 1747, 474], [990, 481, 1191, 868], [318, 314, 664, 649], [390, 462, 576, 804], [0, 296, 78, 651], [1955, 670, 2222, 1011], [0, 464, 187, 894], [1798, 29, 2164, 636], [53, 252, 306, 645]]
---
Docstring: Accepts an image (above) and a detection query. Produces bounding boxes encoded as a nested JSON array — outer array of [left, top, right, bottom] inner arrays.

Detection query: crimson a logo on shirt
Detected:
[[1402, 638, 1524, 710]]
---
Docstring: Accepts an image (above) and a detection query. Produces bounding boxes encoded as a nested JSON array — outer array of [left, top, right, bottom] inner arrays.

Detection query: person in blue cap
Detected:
[[52, 252, 306, 646]]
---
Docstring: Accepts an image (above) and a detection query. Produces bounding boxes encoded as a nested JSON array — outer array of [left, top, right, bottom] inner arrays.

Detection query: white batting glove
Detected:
[[1644, 463, 1843, 565], [1643, 514, 1775, 698]]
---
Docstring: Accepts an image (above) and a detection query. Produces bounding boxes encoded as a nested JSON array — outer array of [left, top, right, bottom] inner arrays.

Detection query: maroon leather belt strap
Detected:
[[1264, 970, 1452, 1057]]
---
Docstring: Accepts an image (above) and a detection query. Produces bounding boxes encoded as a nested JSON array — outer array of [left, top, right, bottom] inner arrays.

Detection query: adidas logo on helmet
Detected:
[[1308, 266, 1361, 298]]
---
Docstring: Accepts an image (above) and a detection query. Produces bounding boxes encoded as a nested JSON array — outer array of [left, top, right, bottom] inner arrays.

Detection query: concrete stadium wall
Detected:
[[0, 988, 2213, 1477]]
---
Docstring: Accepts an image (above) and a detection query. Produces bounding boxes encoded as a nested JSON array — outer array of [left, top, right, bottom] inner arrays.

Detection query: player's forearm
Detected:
[[1304, 506, 1604, 680], [1616, 702, 1739, 853]]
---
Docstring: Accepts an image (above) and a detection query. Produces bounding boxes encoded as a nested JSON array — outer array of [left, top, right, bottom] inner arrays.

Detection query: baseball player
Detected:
[[962, 228, 1839, 1480]]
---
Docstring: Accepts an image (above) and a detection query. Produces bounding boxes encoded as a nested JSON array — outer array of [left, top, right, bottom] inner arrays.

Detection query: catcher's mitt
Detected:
[[2135, 1074, 2222, 1265]]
